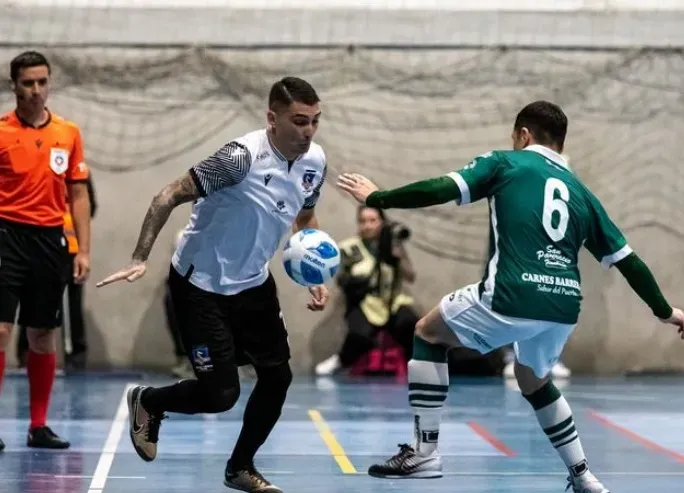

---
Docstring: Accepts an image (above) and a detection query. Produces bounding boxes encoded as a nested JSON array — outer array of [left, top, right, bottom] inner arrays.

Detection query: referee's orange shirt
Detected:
[[0, 110, 89, 227]]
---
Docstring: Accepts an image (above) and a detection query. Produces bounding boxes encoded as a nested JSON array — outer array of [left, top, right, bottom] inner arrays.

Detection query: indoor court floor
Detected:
[[1, 372, 683, 493]]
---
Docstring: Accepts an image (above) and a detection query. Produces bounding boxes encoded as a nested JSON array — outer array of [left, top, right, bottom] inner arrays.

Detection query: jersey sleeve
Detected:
[[303, 165, 327, 209], [445, 151, 503, 205], [66, 127, 89, 182], [584, 192, 633, 269], [190, 140, 251, 197]]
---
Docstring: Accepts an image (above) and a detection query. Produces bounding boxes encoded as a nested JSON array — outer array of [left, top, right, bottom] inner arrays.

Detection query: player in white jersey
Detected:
[[97, 77, 329, 493]]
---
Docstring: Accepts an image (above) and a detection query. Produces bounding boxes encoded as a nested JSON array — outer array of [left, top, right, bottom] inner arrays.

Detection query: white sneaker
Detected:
[[566, 470, 609, 493], [503, 361, 571, 379], [368, 444, 443, 479], [315, 354, 341, 376]]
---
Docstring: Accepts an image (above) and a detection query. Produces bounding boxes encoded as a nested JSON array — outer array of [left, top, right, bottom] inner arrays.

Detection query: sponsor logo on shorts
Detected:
[[191, 345, 214, 372], [472, 332, 492, 351]]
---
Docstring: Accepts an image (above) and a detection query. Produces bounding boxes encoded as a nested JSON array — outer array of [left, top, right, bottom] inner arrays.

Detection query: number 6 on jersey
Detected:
[[542, 177, 570, 242]]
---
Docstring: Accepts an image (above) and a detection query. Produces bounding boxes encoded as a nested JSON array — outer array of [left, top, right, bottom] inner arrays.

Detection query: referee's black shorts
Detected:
[[0, 218, 70, 329], [168, 264, 290, 388]]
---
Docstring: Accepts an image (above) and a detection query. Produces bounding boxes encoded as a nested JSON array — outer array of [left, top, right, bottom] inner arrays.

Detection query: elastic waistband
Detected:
[[0, 217, 64, 235]]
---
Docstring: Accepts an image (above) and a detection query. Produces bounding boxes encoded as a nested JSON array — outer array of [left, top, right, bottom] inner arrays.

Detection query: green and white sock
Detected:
[[408, 335, 449, 456], [523, 381, 588, 476]]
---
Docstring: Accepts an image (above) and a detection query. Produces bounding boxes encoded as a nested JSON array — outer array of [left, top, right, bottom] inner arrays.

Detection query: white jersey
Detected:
[[172, 128, 327, 295]]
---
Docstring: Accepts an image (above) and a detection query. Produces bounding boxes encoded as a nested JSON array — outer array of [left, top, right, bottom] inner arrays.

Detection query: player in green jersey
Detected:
[[336, 101, 684, 493]]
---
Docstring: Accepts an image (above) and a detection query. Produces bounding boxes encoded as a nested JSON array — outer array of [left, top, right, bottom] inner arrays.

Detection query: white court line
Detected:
[[88, 383, 134, 493]]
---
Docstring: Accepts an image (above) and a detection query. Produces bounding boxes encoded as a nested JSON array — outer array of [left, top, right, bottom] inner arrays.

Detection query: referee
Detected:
[[0, 51, 91, 451]]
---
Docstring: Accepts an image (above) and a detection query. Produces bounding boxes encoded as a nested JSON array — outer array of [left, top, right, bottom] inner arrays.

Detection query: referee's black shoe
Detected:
[[27, 426, 70, 449], [224, 460, 283, 493]]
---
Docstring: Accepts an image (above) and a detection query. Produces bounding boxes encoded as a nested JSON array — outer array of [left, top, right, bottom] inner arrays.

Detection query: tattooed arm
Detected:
[[131, 172, 200, 262], [96, 140, 252, 288]]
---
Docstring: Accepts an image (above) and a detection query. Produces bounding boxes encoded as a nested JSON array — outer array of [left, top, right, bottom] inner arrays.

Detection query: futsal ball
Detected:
[[282, 228, 341, 287]]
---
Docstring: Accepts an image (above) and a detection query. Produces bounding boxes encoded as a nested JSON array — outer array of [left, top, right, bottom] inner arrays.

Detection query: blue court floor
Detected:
[[1, 372, 684, 493]]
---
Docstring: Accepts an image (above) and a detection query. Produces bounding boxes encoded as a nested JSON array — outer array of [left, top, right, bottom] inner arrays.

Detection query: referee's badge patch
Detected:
[[49, 148, 69, 175]]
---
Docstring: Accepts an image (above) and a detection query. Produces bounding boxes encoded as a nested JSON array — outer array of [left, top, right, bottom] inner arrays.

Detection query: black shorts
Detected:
[[168, 265, 290, 386], [0, 219, 70, 329]]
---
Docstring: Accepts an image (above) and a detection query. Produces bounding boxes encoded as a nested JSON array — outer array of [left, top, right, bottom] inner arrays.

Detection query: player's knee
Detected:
[[203, 383, 241, 413], [415, 317, 428, 337], [26, 328, 57, 354], [256, 363, 293, 398], [514, 360, 548, 395], [415, 317, 440, 344], [0, 323, 12, 350]]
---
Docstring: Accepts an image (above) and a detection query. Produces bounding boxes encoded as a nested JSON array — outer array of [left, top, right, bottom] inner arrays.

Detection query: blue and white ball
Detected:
[[282, 228, 340, 287]]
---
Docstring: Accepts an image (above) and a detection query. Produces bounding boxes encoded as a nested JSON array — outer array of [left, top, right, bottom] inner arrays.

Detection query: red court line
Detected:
[[589, 410, 684, 463], [466, 421, 517, 457]]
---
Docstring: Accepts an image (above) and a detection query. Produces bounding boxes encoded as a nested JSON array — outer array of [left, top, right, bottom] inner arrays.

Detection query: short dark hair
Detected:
[[268, 77, 320, 110], [10, 51, 51, 83], [514, 101, 568, 149]]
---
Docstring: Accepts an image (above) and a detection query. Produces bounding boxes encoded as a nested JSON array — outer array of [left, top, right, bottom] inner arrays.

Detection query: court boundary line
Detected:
[[466, 421, 517, 457], [88, 383, 135, 493], [307, 409, 357, 474], [589, 410, 684, 463]]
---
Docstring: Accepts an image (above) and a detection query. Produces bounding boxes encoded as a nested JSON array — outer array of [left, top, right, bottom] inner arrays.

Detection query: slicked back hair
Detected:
[[268, 77, 320, 111]]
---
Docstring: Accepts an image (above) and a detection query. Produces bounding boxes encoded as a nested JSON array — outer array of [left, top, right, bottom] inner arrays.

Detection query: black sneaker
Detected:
[[0, 437, 4, 452], [27, 426, 70, 449], [224, 460, 283, 492], [368, 443, 443, 479], [127, 385, 166, 462]]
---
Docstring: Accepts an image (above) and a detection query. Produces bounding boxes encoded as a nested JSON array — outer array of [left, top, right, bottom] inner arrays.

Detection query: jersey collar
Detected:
[[523, 144, 570, 170], [13, 108, 52, 129], [266, 130, 303, 164]]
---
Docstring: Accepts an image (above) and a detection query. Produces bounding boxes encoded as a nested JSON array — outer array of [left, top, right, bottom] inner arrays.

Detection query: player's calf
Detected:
[[518, 367, 608, 493]]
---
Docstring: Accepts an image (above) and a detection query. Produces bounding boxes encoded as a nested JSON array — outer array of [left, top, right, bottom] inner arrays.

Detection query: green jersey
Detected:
[[447, 145, 632, 324]]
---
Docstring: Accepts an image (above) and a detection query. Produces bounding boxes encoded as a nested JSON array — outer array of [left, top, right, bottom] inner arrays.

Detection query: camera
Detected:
[[385, 220, 411, 242]]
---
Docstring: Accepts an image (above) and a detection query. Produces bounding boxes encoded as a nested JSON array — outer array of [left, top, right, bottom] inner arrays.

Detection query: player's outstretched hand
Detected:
[[96, 260, 147, 288], [336, 173, 379, 204], [307, 284, 329, 311], [659, 307, 684, 339]]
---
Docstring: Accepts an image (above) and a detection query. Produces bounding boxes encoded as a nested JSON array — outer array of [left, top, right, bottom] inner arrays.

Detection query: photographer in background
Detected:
[[315, 205, 418, 376]]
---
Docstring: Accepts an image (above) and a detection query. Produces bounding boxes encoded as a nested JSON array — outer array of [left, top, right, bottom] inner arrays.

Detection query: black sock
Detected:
[[142, 380, 208, 415], [229, 364, 292, 469]]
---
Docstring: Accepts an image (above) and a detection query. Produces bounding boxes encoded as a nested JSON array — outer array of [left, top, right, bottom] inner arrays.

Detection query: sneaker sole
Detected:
[[127, 386, 155, 463], [223, 478, 283, 492], [368, 470, 443, 479], [27, 441, 71, 449]]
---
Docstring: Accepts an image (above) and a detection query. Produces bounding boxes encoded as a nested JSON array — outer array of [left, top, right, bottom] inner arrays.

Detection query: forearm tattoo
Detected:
[[131, 174, 199, 262]]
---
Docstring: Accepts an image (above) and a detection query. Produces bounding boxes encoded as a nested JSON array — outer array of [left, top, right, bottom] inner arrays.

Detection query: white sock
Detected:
[[535, 394, 587, 474], [408, 359, 449, 456]]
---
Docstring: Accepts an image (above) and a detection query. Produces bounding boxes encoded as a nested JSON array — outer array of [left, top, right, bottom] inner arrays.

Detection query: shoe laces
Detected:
[[146, 413, 167, 443], [387, 443, 415, 465]]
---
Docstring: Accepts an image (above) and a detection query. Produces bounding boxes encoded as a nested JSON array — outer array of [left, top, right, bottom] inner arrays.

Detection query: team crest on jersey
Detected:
[[49, 148, 69, 175], [301, 169, 317, 195]]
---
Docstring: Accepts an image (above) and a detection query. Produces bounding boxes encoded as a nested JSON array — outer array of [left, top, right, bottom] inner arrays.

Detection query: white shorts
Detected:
[[438, 284, 576, 378]]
